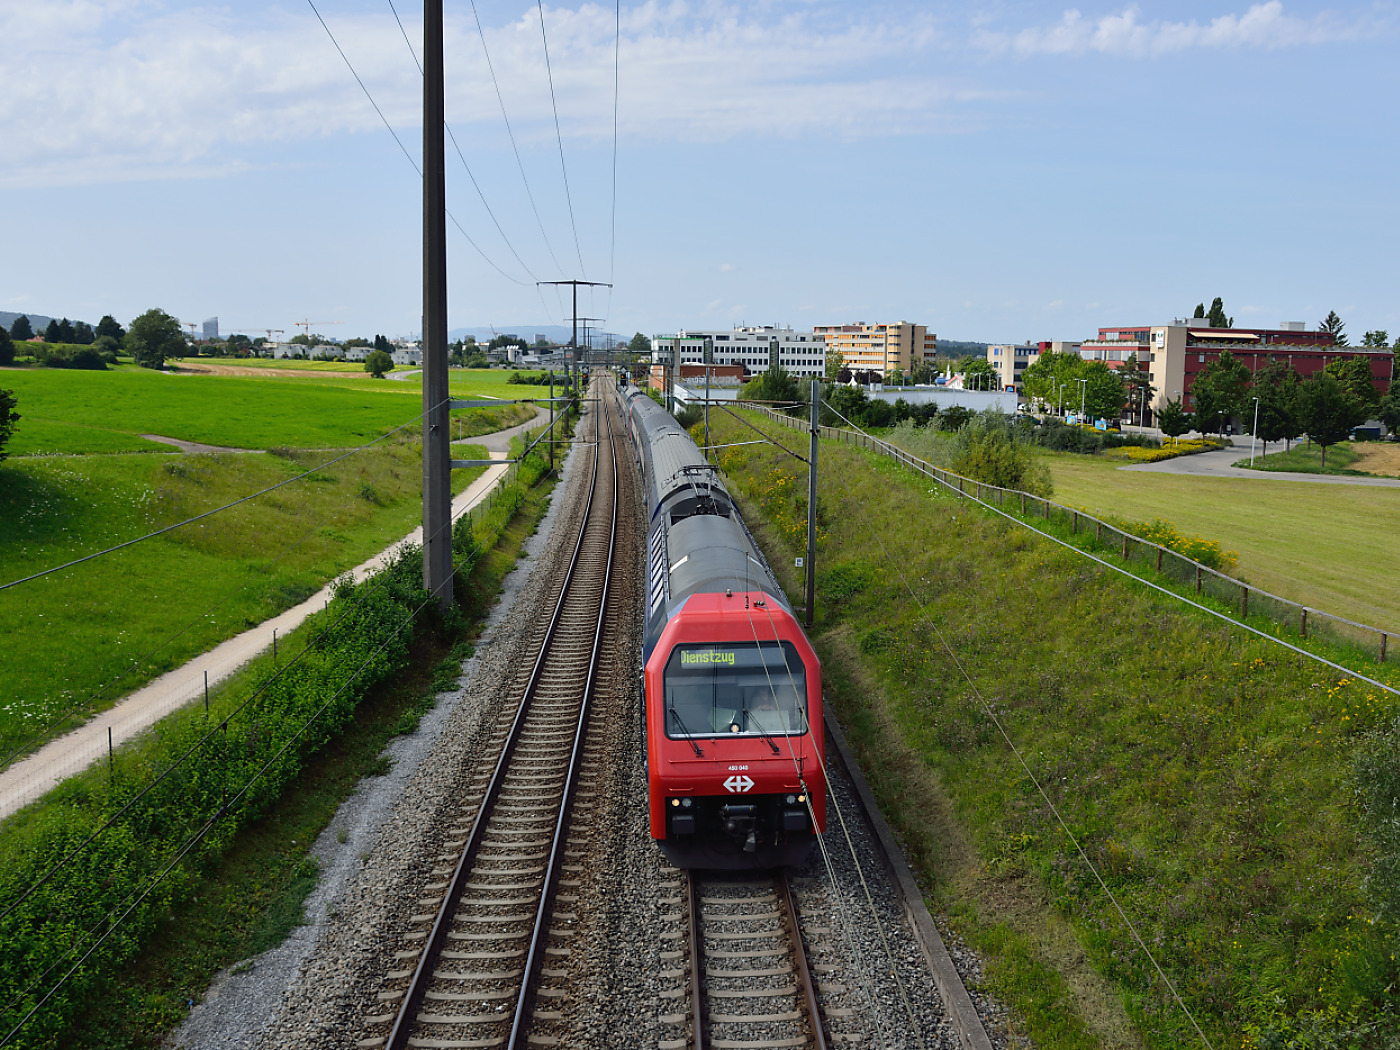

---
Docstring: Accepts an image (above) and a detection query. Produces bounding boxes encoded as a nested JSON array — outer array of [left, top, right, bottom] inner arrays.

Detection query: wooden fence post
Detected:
[[1241, 587, 1248, 618], [1382, 633, 1388, 662], [1300, 609, 1308, 638], [1156, 548, 1163, 572], [1020, 492, 1026, 514], [1195, 565, 1202, 594], [1122, 533, 1129, 559], [1072, 512, 1078, 533]]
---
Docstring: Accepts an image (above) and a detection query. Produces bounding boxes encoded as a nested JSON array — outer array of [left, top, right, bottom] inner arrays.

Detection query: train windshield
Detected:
[[663, 642, 807, 740]]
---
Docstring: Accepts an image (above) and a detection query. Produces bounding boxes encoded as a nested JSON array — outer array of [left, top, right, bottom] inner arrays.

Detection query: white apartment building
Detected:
[[651, 326, 828, 378]]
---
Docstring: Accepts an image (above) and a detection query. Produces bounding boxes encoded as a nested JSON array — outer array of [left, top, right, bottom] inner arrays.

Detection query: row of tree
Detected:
[[1155, 351, 1399, 465]]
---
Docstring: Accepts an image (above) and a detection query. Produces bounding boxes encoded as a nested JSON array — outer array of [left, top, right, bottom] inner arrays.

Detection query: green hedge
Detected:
[[0, 546, 441, 1047]]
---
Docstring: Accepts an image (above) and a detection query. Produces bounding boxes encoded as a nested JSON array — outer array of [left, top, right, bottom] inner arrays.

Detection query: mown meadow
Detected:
[[0, 366, 540, 764], [707, 409, 1400, 1048]]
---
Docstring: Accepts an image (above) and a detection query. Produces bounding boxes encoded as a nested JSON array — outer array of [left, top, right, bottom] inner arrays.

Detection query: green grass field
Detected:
[[1234, 441, 1364, 474], [1042, 453, 1400, 633], [0, 438, 490, 762], [709, 409, 1400, 1047]]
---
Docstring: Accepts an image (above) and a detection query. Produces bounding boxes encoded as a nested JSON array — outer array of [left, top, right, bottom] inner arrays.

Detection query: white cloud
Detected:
[[718, 262, 736, 272], [977, 2, 1368, 58], [0, 1, 978, 187]]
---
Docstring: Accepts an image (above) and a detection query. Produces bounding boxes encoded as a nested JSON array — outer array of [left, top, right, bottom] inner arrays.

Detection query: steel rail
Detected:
[[506, 388, 620, 1048], [687, 872, 707, 1050], [777, 870, 830, 1050], [385, 398, 607, 1050], [687, 870, 830, 1050]]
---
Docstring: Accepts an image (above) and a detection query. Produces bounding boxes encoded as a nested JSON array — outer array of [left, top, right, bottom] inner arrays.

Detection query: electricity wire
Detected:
[[811, 399, 1217, 1048], [305, 0, 527, 286], [467, 0, 570, 298], [605, 0, 620, 322], [535, 0, 587, 280], [0, 410, 426, 593], [384, 0, 557, 323]]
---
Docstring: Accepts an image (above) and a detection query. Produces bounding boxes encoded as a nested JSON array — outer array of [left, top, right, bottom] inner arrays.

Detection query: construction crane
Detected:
[[293, 319, 344, 338], [228, 327, 285, 342]]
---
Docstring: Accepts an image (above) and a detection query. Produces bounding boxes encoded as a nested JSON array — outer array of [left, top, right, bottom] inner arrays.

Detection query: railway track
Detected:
[[673, 870, 846, 1050], [356, 385, 619, 1050]]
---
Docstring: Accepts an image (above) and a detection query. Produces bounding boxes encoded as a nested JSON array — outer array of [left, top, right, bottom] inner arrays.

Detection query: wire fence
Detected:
[[749, 405, 1394, 666]]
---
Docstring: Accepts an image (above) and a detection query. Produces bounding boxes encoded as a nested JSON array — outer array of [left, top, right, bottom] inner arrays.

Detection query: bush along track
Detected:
[[706, 409, 1400, 1049], [0, 428, 564, 1049]]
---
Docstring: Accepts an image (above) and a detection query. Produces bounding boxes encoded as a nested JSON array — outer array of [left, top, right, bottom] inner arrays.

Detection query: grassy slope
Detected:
[[1044, 453, 1400, 634], [0, 439, 487, 759], [1234, 442, 1364, 474], [708, 410, 1400, 1048], [55, 467, 559, 1049]]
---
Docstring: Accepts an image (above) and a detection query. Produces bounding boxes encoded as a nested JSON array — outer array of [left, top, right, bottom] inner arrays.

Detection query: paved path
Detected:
[[0, 410, 544, 821], [1121, 439, 1400, 487]]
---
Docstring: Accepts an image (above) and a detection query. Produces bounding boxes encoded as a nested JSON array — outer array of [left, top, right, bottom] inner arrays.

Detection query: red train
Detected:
[[620, 380, 825, 869]]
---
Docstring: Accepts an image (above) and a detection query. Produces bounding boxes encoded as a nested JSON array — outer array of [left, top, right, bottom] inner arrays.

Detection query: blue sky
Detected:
[[2, 0, 1396, 344]]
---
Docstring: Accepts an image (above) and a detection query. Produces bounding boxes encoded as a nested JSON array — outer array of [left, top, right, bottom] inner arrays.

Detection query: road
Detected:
[[0, 409, 542, 821], [1122, 437, 1400, 487]]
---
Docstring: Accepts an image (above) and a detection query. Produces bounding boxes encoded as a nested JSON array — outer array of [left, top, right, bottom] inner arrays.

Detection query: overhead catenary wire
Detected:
[[305, 0, 528, 286], [605, 0, 620, 323], [535, 0, 588, 280], [812, 398, 1218, 1048]]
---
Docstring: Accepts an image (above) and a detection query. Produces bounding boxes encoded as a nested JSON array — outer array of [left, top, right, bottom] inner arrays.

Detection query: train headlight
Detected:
[[785, 794, 797, 804], [798, 794, 806, 803], [681, 797, 693, 808], [671, 798, 679, 807]]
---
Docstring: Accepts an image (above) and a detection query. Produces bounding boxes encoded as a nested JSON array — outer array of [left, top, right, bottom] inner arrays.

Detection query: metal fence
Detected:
[[750, 405, 1394, 665]]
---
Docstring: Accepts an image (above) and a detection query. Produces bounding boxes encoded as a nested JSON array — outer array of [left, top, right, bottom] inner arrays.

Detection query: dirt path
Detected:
[[0, 413, 543, 820], [174, 362, 363, 379]]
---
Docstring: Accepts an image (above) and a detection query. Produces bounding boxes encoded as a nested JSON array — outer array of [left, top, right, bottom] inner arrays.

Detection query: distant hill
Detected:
[[448, 324, 625, 347], [1, 310, 68, 333], [937, 339, 990, 356]]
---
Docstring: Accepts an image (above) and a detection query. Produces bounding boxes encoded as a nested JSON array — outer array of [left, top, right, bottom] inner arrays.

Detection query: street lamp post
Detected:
[[1076, 377, 1088, 420], [1250, 396, 1261, 466]]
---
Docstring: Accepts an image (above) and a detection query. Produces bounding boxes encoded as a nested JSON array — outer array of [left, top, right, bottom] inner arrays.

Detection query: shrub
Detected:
[[1356, 719, 1400, 945], [674, 404, 703, 430], [1112, 516, 1239, 572], [40, 345, 108, 370]]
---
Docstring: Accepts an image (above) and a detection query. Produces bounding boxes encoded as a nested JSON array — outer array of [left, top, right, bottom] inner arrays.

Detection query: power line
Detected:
[[385, 0, 553, 313], [467, 0, 570, 299], [305, 0, 527, 286], [535, 0, 588, 280]]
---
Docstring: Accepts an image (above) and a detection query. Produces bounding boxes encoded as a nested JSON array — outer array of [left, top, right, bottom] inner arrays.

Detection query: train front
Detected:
[[646, 592, 825, 869]]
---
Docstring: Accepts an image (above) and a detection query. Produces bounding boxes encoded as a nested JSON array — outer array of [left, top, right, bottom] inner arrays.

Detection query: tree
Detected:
[[1379, 385, 1400, 437], [1193, 302, 1206, 319], [124, 308, 186, 369], [740, 364, 799, 405], [365, 350, 394, 378], [825, 348, 844, 381], [57, 318, 75, 342], [489, 334, 528, 351], [10, 315, 33, 341], [1207, 296, 1233, 329], [0, 388, 17, 462], [343, 337, 371, 349], [1299, 372, 1361, 467], [72, 321, 94, 345], [1323, 356, 1381, 419], [1250, 359, 1302, 454], [1320, 310, 1348, 346], [1191, 350, 1251, 435], [96, 314, 125, 342], [629, 332, 651, 356], [962, 358, 998, 391], [1080, 360, 1127, 421], [373, 334, 392, 353], [1362, 330, 1390, 348], [1120, 352, 1156, 422], [0, 326, 12, 368], [1019, 349, 1083, 411], [43, 318, 61, 343], [1157, 397, 1190, 441], [91, 335, 121, 364]]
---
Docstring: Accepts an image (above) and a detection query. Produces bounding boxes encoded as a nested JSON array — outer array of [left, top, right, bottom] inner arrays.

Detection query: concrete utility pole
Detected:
[[805, 379, 819, 628], [421, 0, 452, 609]]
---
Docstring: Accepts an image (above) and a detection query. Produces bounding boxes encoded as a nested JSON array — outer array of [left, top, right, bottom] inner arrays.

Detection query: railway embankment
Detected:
[[704, 407, 1400, 1049]]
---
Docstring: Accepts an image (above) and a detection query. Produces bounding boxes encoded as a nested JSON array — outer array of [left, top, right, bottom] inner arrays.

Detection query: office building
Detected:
[[651, 326, 828, 378], [812, 322, 937, 377]]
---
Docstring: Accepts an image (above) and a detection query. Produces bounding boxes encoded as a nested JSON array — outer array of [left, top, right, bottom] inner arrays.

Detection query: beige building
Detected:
[[813, 322, 936, 377]]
